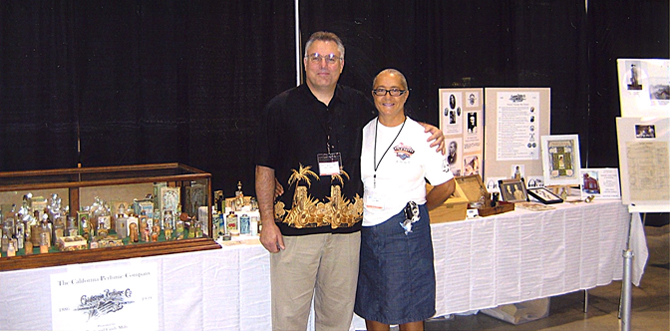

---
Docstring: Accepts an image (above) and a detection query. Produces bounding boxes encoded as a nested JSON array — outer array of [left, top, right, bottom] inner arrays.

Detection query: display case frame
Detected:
[[0, 163, 218, 272]]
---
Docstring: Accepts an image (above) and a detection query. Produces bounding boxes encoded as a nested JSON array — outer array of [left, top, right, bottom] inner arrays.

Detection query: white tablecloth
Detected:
[[430, 199, 633, 316], [0, 200, 638, 331]]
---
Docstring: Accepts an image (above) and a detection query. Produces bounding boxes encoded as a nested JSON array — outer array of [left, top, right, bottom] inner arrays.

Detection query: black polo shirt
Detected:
[[256, 84, 376, 236]]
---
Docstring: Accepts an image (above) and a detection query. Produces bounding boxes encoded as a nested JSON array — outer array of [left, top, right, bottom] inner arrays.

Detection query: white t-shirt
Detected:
[[361, 117, 454, 226]]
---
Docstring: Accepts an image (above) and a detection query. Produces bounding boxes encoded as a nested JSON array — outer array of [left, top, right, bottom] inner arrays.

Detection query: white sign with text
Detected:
[[51, 261, 159, 331]]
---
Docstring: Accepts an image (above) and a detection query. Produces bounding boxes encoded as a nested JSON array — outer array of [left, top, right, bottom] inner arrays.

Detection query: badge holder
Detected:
[[317, 152, 342, 176]]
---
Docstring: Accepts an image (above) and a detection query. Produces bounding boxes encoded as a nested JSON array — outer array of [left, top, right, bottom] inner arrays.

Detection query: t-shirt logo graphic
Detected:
[[394, 143, 415, 160]]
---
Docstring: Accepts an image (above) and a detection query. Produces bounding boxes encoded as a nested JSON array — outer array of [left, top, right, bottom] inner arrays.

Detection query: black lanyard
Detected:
[[373, 117, 406, 188]]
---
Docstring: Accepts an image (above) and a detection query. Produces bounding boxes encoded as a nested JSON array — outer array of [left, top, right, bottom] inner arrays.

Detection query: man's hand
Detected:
[[274, 177, 284, 198], [259, 221, 284, 253], [419, 122, 446, 155]]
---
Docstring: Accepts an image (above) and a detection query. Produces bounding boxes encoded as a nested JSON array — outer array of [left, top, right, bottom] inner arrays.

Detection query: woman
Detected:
[[355, 69, 456, 331]]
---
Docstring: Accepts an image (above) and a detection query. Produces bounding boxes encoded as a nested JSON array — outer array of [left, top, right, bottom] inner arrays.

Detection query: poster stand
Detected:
[[483, 88, 551, 191], [616, 57, 669, 330], [615, 114, 669, 331]]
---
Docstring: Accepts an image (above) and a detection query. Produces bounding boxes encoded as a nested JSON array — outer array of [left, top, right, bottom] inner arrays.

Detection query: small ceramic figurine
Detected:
[[140, 223, 150, 242], [129, 222, 139, 243], [151, 225, 161, 242]]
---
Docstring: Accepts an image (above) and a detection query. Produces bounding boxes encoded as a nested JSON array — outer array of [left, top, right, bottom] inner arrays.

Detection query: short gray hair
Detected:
[[304, 31, 345, 59], [372, 68, 408, 90]]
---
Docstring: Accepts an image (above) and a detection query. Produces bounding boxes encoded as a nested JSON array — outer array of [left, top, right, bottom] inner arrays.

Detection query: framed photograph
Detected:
[[498, 178, 529, 202], [527, 187, 564, 204], [541, 134, 582, 185]]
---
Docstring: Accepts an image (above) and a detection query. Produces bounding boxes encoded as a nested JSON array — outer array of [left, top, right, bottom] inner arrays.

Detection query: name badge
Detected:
[[317, 152, 342, 176], [365, 194, 385, 210]]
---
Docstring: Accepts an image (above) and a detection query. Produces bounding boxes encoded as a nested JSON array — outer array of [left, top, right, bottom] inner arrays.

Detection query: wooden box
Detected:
[[456, 175, 490, 203], [456, 175, 514, 216], [427, 181, 469, 223]]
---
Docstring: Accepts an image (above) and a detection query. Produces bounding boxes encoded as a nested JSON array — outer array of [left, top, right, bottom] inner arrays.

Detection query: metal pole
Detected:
[[294, 0, 301, 86], [583, 289, 588, 313], [621, 249, 634, 331]]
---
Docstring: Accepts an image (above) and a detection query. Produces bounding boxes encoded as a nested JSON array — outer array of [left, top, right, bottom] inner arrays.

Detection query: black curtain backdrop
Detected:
[[0, 0, 667, 198], [0, 0, 295, 195], [588, 0, 669, 167], [300, 0, 590, 138]]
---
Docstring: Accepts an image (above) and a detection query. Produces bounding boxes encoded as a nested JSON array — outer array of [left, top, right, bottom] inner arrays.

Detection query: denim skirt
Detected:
[[354, 204, 436, 325]]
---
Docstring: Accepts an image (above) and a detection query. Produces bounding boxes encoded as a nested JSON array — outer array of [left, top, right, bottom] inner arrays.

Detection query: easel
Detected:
[[614, 60, 670, 331], [614, 117, 670, 330]]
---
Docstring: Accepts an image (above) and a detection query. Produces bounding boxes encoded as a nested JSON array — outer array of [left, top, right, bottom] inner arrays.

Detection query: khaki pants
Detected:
[[270, 232, 361, 331]]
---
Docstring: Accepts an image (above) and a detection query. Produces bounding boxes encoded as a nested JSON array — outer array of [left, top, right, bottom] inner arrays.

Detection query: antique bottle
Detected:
[[39, 231, 49, 253], [239, 214, 250, 235], [30, 210, 41, 246], [24, 233, 34, 255], [163, 220, 172, 240], [52, 214, 65, 243], [226, 211, 238, 234], [6, 240, 16, 257], [79, 208, 92, 239], [15, 222, 25, 250], [2, 218, 14, 239], [39, 214, 52, 248], [66, 216, 78, 237], [193, 220, 203, 238], [174, 218, 185, 240], [47, 195, 61, 245], [250, 216, 259, 236], [214, 190, 224, 213], [214, 211, 224, 239], [234, 181, 244, 211], [46, 214, 56, 247], [94, 198, 112, 237], [1, 231, 8, 253]]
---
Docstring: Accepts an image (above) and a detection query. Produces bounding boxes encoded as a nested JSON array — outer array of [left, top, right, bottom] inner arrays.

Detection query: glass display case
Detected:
[[0, 163, 218, 271]]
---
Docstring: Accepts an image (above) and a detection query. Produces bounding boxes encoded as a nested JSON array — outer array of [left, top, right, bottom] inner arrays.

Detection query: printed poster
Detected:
[[617, 58, 670, 118], [495, 91, 540, 161], [51, 262, 159, 331]]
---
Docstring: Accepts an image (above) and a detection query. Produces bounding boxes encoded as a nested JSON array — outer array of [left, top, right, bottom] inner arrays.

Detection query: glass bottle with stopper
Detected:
[[235, 181, 244, 211]]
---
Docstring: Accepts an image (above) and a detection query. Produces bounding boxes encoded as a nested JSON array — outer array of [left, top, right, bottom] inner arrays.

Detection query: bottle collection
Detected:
[[0, 190, 207, 258], [212, 181, 260, 241]]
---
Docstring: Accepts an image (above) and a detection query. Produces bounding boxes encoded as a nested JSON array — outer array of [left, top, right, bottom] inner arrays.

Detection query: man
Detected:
[[447, 140, 457, 165], [255, 31, 443, 331]]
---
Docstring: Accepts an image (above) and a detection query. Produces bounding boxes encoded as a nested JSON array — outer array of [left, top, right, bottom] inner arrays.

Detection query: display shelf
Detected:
[[0, 163, 218, 272], [0, 237, 220, 272]]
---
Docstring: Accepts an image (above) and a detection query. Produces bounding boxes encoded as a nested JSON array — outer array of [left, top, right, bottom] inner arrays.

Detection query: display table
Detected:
[[431, 199, 632, 316], [0, 200, 637, 331]]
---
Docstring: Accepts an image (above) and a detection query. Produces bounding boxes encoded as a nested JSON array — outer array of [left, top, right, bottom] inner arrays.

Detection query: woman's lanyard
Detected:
[[373, 117, 406, 188]]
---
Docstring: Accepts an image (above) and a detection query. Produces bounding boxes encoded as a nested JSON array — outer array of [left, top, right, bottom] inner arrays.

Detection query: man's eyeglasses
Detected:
[[305, 53, 342, 65], [372, 88, 407, 97]]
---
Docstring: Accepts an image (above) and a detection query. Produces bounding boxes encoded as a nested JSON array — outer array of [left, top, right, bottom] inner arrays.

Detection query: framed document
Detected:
[[616, 117, 670, 211], [541, 134, 581, 185], [527, 187, 563, 204], [498, 178, 529, 202]]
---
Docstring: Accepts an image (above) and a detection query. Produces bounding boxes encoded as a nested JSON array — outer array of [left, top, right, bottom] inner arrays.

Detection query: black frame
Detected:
[[527, 187, 564, 204], [498, 178, 529, 203]]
